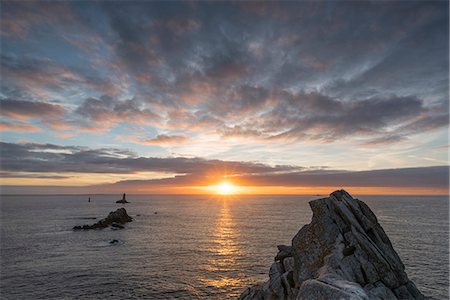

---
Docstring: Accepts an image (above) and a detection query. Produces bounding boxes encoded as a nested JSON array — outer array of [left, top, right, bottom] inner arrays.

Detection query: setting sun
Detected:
[[215, 182, 236, 195]]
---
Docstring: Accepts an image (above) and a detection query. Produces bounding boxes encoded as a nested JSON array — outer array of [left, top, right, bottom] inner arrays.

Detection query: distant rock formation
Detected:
[[116, 193, 129, 204], [73, 208, 132, 230], [239, 190, 425, 300]]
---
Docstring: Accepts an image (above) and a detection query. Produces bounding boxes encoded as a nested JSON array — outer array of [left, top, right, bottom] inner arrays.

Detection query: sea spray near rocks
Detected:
[[239, 190, 425, 300]]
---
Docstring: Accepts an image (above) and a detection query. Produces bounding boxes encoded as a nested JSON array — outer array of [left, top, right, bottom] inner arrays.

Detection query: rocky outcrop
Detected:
[[116, 193, 129, 204], [239, 190, 425, 300], [73, 208, 132, 230]]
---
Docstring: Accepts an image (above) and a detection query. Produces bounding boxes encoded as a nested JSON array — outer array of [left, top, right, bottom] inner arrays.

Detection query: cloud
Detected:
[[4, 90, 444, 144], [100, 166, 448, 191], [232, 166, 449, 189], [264, 94, 430, 142], [0, 1, 447, 166], [0, 121, 41, 132], [0, 142, 300, 175], [358, 135, 406, 147], [74, 95, 162, 131], [1, 142, 447, 192], [0, 98, 64, 120], [139, 134, 187, 145], [0, 171, 68, 179], [208, 90, 445, 143], [0, 98, 70, 132], [219, 126, 263, 139], [0, 1, 76, 38], [155, 19, 201, 35], [1, 54, 121, 99]]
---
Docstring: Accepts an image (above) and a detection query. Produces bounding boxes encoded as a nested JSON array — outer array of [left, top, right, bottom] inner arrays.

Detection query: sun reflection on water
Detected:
[[198, 199, 243, 295]]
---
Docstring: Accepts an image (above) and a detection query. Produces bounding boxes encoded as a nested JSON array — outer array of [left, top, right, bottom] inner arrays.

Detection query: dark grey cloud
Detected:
[[0, 172, 69, 179], [0, 142, 301, 175], [0, 53, 119, 99], [323, 4, 449, 100], [0, 1, 76, 37], [0, 98, 64, 120], [105, 166, 449, 190], [74, 95, 162, 130], [208, 90, 447, 143], [0, 94, 164, 133], [269, 94, 429, 142], [235, 166, 449, 189]]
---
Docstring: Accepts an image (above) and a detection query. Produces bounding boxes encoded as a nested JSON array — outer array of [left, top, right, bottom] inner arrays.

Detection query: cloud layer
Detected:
[[1, 2, 447, 144], [0, 1, 448, 190], [0, 142, 300, 175], [1, 142, 447, 192]]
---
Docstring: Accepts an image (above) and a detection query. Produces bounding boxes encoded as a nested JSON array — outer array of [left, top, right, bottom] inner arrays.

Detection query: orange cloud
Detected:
[[0, 99, 65, 121], [0, 121, 41, 132], [138, 134, 187, 146]]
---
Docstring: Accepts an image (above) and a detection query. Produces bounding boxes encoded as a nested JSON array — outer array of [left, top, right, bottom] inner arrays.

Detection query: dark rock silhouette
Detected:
[[73, 208, 132, 230], [111, 223, 124, 229], [239, 190, 425, 300], [116, 193, 129, 203]]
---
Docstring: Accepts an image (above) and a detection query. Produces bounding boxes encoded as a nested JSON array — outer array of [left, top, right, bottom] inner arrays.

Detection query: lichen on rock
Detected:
[[239, 190, 425, 300]]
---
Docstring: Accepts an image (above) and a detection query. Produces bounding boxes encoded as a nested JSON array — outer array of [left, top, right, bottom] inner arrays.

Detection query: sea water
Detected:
[[0, 194, 448, 299]]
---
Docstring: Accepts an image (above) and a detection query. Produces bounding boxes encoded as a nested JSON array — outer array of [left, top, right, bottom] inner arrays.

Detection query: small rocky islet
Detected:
[[239, 190, 425, 300], [116, 193, 129, 204], [73, 207, 132, 230]]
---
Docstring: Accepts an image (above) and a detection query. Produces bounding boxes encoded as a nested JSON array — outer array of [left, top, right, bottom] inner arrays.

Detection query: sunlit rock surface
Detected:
[[239, 190, 425, 300]]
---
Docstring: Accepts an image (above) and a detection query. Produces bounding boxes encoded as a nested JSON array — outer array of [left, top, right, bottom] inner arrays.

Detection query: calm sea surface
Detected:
[[1, 194, 448, 299]]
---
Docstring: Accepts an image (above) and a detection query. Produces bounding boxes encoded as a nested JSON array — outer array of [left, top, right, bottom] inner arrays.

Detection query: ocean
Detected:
[[0, 194, 448, 299]]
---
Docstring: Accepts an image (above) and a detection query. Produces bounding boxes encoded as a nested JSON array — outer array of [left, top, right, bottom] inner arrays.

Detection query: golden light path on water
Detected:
[[198, 197, 243, 293]]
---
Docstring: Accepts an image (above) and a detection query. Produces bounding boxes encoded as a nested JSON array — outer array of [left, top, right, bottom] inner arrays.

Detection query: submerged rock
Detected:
[[73, 208, 132, 230], [239, 190, 425, 300], [116, 193, 129, 204]]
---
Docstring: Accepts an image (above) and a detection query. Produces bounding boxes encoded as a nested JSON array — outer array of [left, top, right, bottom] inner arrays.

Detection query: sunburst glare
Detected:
[[215, 182, 236, 195]]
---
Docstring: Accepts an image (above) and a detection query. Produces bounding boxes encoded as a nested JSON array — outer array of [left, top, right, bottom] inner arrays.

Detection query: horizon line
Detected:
[[1, 193, 449, 197]]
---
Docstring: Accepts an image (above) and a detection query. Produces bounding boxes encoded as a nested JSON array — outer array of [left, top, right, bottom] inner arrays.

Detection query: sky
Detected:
[[0, 1, 449, 195]]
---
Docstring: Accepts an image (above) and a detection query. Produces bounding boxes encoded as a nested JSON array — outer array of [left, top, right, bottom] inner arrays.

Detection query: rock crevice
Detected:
[[239, 190, 425, 300]]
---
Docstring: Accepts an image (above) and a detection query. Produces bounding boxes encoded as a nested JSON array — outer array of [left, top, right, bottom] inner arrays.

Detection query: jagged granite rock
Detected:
[[275, 245, 293, 261], [73, 208, 132, 230], [239, 190, 425, 300]]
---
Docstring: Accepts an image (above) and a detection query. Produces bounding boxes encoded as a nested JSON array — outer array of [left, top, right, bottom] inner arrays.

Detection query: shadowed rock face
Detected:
[[116, 193, 129, 204], [239, 190, 425, 300], [73, 208, 132, 230]]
